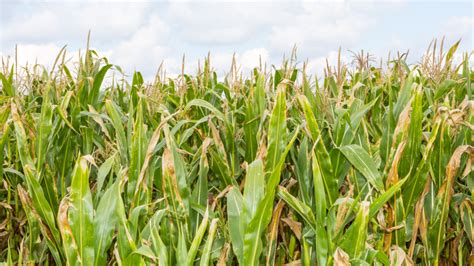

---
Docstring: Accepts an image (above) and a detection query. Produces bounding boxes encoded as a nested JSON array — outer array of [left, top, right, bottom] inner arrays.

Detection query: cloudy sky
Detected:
[[1, 0, 472, 79]]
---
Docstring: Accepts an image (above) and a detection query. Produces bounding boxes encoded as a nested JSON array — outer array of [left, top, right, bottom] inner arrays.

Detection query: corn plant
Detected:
[[0, 39, 472, 265]]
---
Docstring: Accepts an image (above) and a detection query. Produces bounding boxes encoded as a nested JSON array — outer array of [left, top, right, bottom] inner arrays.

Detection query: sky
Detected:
[[1, 0, 473, 80]]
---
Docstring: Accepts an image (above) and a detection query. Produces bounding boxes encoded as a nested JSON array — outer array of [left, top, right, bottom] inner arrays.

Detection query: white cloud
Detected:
[[1, 0, 471, 82], [8, 43, 64, 68], [442, 16, 473, 39], [268, 2, 375, 53], [307, 50, 349, 76], [109, 14, 170, 74], [165, 47, 271, 79], [241, 48, 269, 70], [210, 51, 235, 73], [164, 1, 376, 57], [210, 48, 269, 77], [2, 10, 58, 41], [1, 2, 151, 45], [0, 43, 114, 75], [165, 2, 269, 45]]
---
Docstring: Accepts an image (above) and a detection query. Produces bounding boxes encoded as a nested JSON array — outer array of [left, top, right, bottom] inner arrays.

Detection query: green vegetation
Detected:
[[0, 39, 472, 265]]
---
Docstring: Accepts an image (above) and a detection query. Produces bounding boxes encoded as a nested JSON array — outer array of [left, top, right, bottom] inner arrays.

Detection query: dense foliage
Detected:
[[0, 40, 473, 265]]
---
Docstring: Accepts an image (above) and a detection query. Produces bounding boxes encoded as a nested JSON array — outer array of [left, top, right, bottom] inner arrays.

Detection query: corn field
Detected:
[[0, 39, 473, 265]]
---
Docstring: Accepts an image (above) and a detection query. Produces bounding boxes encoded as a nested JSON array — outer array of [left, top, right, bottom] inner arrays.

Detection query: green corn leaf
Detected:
[[95, 153, 116, 203], [294, 138, 311, 206], [19, 185, 63, 265], [460, 200, 473, 245], [0, 67, 15, 96], [2, 40, 472, 266], [399, 85, 423, 178], [299, 94, 337, 204], [36, 83, 53, 172], [187, 208, 209, 266], [140, 210, 168, 266], [105, 100, 128, 164], [402, 121, 440, 212], [277, 187, 317, 233], [0, 121, 11, 183], [428, 145, 473, 262], [57, 197, 79, 266], [369, 177, 408, 219], [339, 144, 384, 192], [312, 150, 330, 266], [394, 73, 413, 119], [199, 218, 219, 266], [94, 180, 123, 265], [12, 101, 35, 171], [90, 64, 112, 106], [191, 138, 211, 231], [266, 84, 287, 172], [69, 156, 95, 264], [339, 201, 370, 259], [186, 99, 225, 122], [128, 99, 146, 203], [163, 124, 190, 214], [243, 158, 265, 224], [227, 187, 244, 265], [243, 127, 299, 266]]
